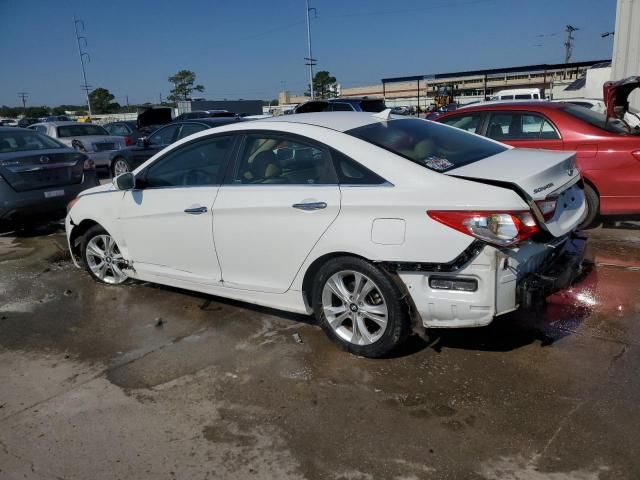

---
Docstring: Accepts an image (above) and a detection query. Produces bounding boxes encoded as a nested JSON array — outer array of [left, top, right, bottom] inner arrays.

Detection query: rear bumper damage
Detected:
[[395, 233, 587, 329]]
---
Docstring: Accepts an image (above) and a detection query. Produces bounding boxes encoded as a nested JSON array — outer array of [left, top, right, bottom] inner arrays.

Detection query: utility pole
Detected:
[[305, 0, 317, 100], [74, 17, 93, 117], [564, 25, 579, 63], [17, 92, 29, 115]]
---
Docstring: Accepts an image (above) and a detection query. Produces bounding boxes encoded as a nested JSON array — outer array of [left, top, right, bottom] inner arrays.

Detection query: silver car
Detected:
[[29, 122, 125, 169]]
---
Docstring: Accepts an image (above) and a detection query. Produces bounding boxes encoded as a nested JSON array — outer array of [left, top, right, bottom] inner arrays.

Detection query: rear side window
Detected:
[[57, 124, 109, 137], [501, 95, 514, 100], [562, 104, 630, 134], [234, 133, 336, 185], [515, 94, 531, 99], [295, 101, 329, 113], [330, 149, 387, 185], [486, 112, 559, 140], [329, 103, 354, 112], [360, 99, 387, 112], [439, 113, 484, 133], [347, 118, 506, 172]]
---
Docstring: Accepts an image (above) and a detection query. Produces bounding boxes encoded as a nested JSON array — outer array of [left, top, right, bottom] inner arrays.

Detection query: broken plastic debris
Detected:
[[293, 333, 303, 344]]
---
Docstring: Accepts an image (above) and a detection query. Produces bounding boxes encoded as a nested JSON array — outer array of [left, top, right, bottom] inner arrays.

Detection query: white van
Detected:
[[490, 88, 542, 101]]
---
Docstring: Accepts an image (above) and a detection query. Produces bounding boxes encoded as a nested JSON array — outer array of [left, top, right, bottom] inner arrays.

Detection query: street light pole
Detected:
[[74, 17, 93, 117], [305, 0, 317, 100]]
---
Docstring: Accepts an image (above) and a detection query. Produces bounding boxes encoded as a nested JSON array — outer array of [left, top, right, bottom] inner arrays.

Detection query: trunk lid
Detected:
[[446, 148, 586, 237], [603, 75, 640, 121], [0, 149, 86, 192]]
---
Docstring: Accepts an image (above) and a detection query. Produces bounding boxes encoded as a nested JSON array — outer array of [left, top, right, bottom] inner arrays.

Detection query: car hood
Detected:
[[137, 107, 173, 129], [603, 76, 640, 120], [79, 182, 116, 197]]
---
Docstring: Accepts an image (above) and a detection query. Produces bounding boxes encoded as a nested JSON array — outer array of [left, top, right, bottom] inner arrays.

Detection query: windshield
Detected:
[[562, 104, 632, 134], [57, 124, 109, 137], [347, 118, 507, 172], [0, 130, 66, 152]]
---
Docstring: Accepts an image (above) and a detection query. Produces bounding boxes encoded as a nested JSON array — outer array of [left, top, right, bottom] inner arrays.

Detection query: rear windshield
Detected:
[[359, 99, 387, 112], [347, 118, 507, 172], [57, 124, 109, 137], [561, 105, 631, 134], [0, 130, 66, 152]]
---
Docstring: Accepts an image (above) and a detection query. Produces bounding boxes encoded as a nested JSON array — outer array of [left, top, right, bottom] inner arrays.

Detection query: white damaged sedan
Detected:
[[66, 111, 587, 357]]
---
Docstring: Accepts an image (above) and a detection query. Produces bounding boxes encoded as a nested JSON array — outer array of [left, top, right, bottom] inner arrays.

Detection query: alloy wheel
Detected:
[[113, 159, 130, 176], [85, 234, 128, 284], [321, 270, 388, 345]]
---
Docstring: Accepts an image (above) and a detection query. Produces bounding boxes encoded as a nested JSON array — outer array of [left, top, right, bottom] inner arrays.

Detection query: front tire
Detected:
[[579, 184, 599, 229], [312, 256, 410, 358], [81, 225, 129, 285], [111, 157, 131, 178]]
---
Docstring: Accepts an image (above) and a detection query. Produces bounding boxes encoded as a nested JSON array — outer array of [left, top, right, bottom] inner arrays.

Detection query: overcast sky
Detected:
[[0, 0, 617, 107]]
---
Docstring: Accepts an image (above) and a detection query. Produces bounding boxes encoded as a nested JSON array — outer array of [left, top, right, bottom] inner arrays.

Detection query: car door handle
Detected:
[[184, 206, 208, 214], [292, 202, 327, 211]]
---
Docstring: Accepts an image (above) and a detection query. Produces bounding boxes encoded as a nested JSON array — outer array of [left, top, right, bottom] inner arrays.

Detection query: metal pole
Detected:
[[306, 0, 314, 100], [74, 17, 92, 117]]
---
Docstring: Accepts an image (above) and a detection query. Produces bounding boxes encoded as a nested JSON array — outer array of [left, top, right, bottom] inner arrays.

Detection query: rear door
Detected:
[[212, 131, 340, 293], [484, 111, 564, 150]]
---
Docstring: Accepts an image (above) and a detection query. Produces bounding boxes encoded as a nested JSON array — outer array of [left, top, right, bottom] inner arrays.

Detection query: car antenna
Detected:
[[373, 108, 392, 121]]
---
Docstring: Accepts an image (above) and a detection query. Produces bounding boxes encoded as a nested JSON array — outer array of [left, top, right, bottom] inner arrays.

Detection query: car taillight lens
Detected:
[[83, 159, 95, 171], [427, 210, 539, 247], [632, 150, 640, 161], [535, 197, 558, 221], [124, 136, 134, 146]]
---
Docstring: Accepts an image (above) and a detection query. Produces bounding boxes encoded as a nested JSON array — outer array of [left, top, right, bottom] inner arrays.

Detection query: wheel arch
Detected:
[[300, 251, 371, 309], [69, 218, 102, 263]]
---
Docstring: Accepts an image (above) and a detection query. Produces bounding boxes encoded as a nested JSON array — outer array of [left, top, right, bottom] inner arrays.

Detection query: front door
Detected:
[[213, 132, 340, 293], [118, 135, 236, 284]]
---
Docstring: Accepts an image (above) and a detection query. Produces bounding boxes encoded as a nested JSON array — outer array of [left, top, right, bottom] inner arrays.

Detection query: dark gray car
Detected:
[[0, 127, 99, 227]]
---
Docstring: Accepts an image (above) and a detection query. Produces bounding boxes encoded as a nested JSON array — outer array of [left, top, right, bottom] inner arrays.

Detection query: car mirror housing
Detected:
[[113, 172, 135, 191]]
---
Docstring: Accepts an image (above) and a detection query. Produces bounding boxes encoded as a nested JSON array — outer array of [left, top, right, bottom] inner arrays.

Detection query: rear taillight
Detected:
[[124, 136, 134, 146], [535, 197, 558, 221], [632, 150, 640, 161], [427, 210, 539, 247], [83, 159, 95, 171]]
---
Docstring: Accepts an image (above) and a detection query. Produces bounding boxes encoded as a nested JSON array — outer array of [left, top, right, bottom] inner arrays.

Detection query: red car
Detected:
[[435, 95, 640, 227]]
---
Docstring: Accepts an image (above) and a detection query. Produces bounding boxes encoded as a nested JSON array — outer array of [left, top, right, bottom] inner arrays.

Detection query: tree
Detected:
[[89, 88, 120, 114], [307, 71, 338, 99], [167, 70, 204, 103]]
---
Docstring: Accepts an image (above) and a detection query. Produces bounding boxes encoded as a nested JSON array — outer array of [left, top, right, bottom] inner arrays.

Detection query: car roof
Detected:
[[258, 112, 395, 132], [453, 101, 566, 113], [31, 121, 107, 127], [0, 126, 32, 133]]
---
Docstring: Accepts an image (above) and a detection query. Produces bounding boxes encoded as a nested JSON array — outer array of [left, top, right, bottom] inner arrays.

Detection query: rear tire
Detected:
[[312, 256, 410, 358], [579, 184, 599, 229]]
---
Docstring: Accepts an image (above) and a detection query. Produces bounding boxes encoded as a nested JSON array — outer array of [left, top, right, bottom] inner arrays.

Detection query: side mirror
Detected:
[[113, 172, 135, 191], [136, 136, 149, 147]]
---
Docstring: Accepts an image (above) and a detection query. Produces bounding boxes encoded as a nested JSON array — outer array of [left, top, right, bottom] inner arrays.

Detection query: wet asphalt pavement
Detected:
[[1, 222, 640, 479]]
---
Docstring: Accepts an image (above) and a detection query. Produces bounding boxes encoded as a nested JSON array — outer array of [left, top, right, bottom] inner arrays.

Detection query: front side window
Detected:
[[359, 99, 387, 112], [233, 133, 335, 185], [439, 113, 484, 134], [347, 118, 506, 173], [57, 124, 109, 137], [144, 136, 234, 188], [295, 101, 329, 114], [148, 124, 179, 146]]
